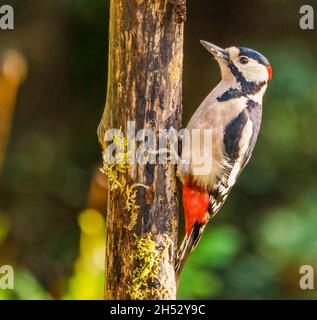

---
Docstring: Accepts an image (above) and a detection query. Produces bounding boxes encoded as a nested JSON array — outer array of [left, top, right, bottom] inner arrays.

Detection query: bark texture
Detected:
[[98, 0, 184, 300]]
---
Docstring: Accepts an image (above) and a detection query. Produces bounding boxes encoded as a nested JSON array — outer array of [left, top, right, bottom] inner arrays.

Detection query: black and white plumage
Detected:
[[176, 41, 272, 276]]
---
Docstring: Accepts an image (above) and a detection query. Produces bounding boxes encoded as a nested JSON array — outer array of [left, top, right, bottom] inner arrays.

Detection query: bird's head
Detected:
[[200, 40, 272, 86]]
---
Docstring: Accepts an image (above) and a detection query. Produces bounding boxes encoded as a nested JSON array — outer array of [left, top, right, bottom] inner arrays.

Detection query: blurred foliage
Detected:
[[1, 0, 317, 300], [178, 226, 243, 299], [63, 209, 105, 300]]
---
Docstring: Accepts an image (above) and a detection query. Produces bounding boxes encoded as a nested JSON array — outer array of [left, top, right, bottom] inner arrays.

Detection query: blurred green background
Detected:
[[0, 0, 317, 299]]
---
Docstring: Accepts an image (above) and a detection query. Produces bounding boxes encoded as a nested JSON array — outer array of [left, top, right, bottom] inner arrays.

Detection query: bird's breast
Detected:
[[178, 94, 251, 189]]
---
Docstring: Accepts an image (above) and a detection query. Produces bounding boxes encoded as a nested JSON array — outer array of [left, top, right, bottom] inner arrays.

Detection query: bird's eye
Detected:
[[239, 56, 249, 65]]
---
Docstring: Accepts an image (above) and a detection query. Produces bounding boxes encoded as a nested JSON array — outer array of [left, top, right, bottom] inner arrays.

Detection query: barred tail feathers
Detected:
[[175, 222, 207, 278]]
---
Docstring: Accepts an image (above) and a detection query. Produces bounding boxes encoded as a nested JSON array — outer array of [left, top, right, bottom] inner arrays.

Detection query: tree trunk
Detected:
[[98, 0, 184, 300]]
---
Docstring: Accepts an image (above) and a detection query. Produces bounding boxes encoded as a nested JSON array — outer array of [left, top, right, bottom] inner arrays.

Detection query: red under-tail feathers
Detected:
[[175, 177, 210, 277], [182, 178, 209, 235]]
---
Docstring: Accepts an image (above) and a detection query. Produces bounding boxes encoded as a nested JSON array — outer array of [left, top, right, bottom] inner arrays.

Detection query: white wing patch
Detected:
[[227, 118, 253, 188], [238, 118, 253, 156], [227, 161, 242, 188]]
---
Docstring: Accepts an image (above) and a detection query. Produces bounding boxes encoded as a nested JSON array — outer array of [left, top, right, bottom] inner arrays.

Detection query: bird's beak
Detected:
[[200, 40, 227, 60]]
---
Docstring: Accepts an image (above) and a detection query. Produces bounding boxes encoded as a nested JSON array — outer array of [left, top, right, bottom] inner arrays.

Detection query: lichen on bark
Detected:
[[98, 0, 184, 300]]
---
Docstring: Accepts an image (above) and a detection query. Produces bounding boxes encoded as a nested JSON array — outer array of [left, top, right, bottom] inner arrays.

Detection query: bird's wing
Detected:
[[184, 101, 262, 259], [209, 100, 262, 216], [176, 100, 262, 278]]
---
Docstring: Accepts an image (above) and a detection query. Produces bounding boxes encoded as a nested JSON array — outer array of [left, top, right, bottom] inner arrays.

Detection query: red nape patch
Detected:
[[183, 179, 209, 236], [267, 65, 272, 81]]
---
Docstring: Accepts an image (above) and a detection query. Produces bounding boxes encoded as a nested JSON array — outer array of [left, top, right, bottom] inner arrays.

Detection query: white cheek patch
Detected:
[[236, 59, 268, 82]]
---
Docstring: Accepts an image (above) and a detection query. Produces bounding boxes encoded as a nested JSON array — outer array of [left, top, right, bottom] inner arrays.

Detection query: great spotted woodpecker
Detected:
[[176, 41, 272, 276]]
